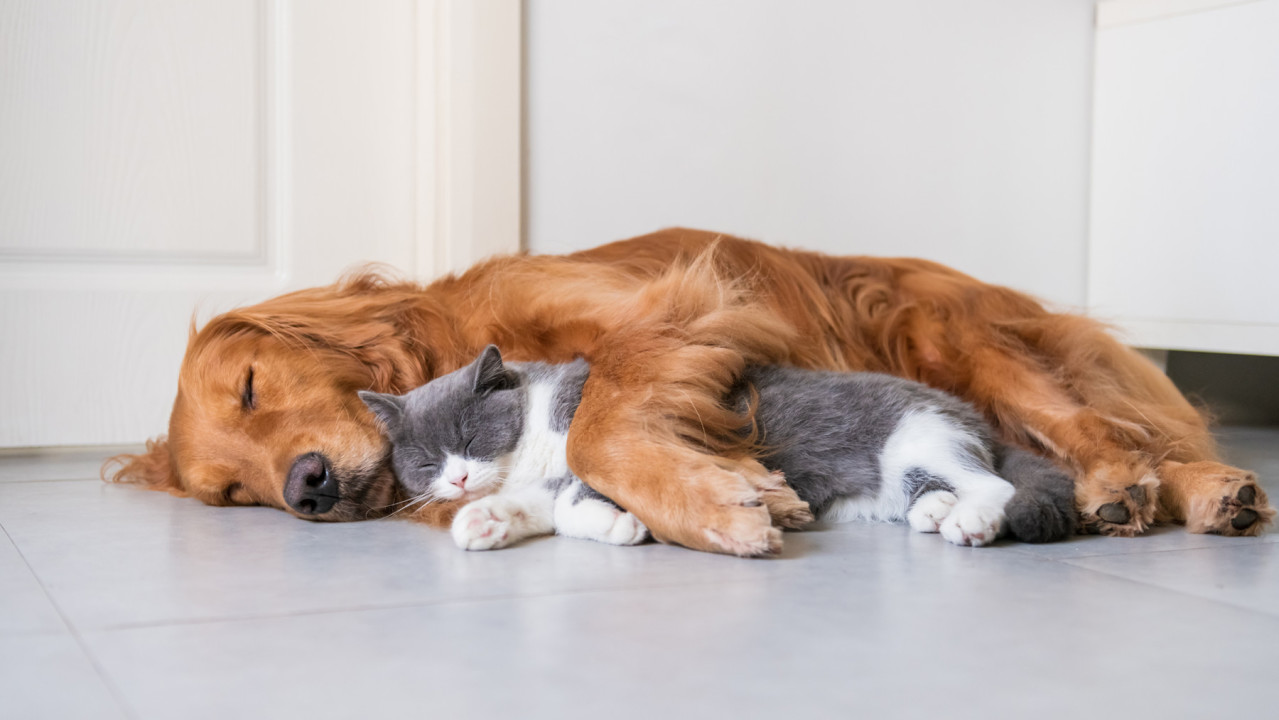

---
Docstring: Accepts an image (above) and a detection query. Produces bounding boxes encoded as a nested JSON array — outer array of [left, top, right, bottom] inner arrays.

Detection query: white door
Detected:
[[0, 0, 521, 448]]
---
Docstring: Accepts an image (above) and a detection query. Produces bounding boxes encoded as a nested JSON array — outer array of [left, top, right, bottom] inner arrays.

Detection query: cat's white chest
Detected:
[[502, 382, 570, 488]]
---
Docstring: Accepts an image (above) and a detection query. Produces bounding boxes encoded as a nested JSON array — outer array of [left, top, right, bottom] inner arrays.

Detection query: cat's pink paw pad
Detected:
[[452, 504, 512, 551], [939, 502, 1004, 547], [907, 490, 958, 533]]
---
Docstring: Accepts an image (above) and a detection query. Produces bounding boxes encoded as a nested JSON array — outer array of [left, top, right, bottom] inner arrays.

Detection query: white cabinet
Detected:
[[1090, 0, 1279, 355]]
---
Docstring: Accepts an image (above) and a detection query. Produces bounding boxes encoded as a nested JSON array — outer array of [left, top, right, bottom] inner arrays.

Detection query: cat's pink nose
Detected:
[[451, 474, 468, 489]]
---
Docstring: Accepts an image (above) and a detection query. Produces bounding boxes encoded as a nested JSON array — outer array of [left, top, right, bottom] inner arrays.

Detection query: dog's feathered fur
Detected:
[[105, 228, 1273, 555]]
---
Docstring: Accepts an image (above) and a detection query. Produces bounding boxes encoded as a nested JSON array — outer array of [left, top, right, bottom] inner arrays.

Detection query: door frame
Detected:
[[420, 0, 524, 278]]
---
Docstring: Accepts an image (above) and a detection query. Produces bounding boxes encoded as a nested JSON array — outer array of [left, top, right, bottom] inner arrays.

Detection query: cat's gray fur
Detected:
[[359, 347, 599, 506], [733, 365, 1076, 542]]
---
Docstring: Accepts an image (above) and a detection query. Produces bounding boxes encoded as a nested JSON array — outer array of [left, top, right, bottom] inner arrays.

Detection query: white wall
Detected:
[[526, 0, 1095, 309]]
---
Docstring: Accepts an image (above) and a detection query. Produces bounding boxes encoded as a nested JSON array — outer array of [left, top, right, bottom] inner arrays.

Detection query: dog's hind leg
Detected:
[[959, 345, 1163, 537], [1157, 460, 1274, 536]]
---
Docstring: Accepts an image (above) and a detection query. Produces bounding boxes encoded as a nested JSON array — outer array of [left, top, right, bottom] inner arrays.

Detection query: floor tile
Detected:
[[3, 429, 1277, 719], [1007, 524, 1262, 559], [0, 528, 67, 635], [1065, 542, 1279, 617], [0, 634, 128, 720], [1217, 426, 1279, 484], [0, 480, 901, 631], [0, 446, 134, 483], [81, 552, 1279, 720]]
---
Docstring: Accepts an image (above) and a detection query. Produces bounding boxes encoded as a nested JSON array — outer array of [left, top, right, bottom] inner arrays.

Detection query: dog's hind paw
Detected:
[[1161, 461, 1274, 537], [1078, 461, 1159, 537]]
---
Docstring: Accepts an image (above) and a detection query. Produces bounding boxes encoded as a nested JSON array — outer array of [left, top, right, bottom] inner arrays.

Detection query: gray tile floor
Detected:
[[2, 428, 1277, 720]]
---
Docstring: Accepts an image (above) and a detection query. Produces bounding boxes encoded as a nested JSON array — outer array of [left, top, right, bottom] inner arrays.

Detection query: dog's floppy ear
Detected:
[[471, 345, 514, 394], [102, 437, 185, 496], [359, 390, 406, 433]]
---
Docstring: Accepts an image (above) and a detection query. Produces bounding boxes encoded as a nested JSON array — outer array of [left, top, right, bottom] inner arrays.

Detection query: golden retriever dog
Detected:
[[106, 228, 1273, 555]]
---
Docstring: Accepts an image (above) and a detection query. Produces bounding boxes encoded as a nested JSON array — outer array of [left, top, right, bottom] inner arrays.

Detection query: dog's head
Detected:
[[105, 273, 461, 521]]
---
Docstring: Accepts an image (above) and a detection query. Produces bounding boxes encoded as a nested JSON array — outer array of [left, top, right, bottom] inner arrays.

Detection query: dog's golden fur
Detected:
[[105, 228, 1273, 555]]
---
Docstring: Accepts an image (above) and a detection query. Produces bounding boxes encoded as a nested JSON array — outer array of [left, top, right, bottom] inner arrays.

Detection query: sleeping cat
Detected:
[[360, 349, 646, 551], [360, 346, 1076, 551]]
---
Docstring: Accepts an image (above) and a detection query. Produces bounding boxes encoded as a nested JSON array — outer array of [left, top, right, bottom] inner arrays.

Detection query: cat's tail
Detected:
[[995, 444, 1077, 543]]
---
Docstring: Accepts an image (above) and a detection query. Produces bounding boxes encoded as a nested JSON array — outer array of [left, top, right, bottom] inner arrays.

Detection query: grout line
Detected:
[[1004, 538, 1261, 561], [80, 575, 765, 635], [1057, 544, 1279, 621], [1, 523, 142, 720], [1060, 539, 1275, 561]]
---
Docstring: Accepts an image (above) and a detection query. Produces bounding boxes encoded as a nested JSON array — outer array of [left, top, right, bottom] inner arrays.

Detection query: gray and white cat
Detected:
[[360, 347, 646, 550], [361, 346, 1075, 551]]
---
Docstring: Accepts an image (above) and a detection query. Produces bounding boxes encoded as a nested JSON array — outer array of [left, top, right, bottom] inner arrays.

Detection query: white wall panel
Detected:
[[526, 0, 1095, 309], [1090, 0, 1279, 354]]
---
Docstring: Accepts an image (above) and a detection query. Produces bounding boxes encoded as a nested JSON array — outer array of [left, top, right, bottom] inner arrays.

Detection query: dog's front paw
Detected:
[[749, 468, 815, 530], [451, 502, 512, 550]]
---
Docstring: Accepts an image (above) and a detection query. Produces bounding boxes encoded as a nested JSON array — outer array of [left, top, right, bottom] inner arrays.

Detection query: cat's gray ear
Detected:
[[472, 344, 514, 394], [359, 390, 405, 433]]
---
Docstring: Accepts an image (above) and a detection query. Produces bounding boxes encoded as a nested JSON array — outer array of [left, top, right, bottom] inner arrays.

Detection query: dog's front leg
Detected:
[[565, 378, 799, 557]]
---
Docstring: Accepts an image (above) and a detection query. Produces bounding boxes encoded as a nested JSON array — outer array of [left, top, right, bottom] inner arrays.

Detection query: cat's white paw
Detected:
[[555, 498, 649, 546], [452, 502, 512, 551], [604, 512, 649, 546], [939, 501, 1004, 547], [907, 490, 958, 533]]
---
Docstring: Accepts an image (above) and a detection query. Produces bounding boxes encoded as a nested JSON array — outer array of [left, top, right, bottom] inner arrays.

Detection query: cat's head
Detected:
[[359, 345, 524, 501]]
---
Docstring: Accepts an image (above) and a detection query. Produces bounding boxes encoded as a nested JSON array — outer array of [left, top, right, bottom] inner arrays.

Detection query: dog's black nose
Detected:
[[284, 452, 339, 515]]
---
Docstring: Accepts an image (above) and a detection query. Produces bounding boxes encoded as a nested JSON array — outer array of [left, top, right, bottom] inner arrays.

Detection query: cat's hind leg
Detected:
[[906, 489, 958, 533], [452, 489, 556, 550], [885, 412, 1014, 547], [554, 484, 649, 546], [938, 475, 1013, 547]]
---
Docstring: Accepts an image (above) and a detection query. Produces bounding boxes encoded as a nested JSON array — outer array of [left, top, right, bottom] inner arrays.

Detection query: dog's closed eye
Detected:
[[241, 367, 256, 411]]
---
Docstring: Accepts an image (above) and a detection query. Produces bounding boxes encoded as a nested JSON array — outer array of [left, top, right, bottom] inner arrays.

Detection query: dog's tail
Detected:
[[997, 444, 1077, 543]]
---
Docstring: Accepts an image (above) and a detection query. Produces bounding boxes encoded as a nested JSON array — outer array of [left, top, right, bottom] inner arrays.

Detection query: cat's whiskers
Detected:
[[381, 486, 444, 518]]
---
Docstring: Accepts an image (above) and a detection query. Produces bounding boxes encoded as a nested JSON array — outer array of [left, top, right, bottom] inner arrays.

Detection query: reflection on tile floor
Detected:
[[2, 428, 1278, 719]]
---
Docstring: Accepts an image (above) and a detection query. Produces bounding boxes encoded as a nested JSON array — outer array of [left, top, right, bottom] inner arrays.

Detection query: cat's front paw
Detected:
[[451, 502, 512, 551], [605, 512, 649, 546], [939, 502, 1004, 547]]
